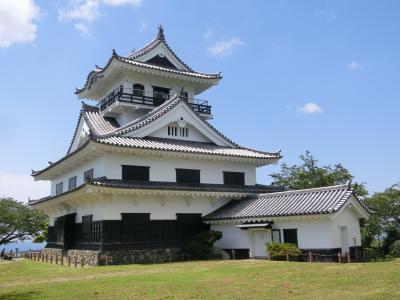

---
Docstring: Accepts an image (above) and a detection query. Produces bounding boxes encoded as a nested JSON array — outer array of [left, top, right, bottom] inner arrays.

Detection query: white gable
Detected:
[[123, 102, 234, 147], [134, 42, 190, 71], [68, 117, 90, 154]]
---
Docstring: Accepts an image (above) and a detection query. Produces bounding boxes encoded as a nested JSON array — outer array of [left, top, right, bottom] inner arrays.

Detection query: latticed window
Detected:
[[68, 176, 77, 190], [84, 169, 94, 181], [132, 84, 144, 97], [82, 215, 92, 235], [56, 182, 63, 195]]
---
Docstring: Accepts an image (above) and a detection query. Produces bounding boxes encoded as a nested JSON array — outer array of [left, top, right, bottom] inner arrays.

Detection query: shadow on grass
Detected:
[[0, 290, 42, 300]]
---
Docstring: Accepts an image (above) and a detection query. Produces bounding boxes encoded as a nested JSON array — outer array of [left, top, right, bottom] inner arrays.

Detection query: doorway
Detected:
[[340, 226, 349, 254], [253, 230, 271, 258]]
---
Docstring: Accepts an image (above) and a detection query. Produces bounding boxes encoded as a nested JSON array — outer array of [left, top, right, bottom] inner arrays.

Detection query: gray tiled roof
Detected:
[[95, 136, 280, 160], [29, 179, 282, 205], [90, 179, 280, 193], [76, 43, 221, 95], [34, 96, 281, 177], [204, 185, 369, 221], [126, 26, 194, 72]]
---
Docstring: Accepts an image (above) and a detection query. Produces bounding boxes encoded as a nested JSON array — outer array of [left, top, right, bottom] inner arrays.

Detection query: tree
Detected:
[[183, 230, 222, 259], [363, 184, 400, 253], [0, 197, 48, 247], [270, 151, 368, 196]]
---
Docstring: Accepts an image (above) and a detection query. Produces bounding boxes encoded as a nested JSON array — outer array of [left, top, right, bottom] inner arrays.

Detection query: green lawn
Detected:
[[0, 259, 399, 300]]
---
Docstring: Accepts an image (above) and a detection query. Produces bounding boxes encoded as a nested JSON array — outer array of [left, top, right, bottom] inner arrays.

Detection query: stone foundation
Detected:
[[43, 247, 182, 266]]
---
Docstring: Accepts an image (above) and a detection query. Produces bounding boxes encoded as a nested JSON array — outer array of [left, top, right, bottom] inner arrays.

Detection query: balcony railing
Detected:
[[98, 87, 211, 115]]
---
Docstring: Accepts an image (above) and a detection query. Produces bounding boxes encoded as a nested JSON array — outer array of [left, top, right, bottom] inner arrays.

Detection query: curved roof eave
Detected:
[[75, 50, 222, 97]]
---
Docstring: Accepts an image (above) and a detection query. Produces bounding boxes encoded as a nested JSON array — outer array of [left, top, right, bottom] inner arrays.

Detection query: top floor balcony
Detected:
[[98, 86, 212, 118]]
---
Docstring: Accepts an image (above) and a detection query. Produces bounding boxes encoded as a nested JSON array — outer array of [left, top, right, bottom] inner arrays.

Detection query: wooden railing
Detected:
[[99, 88, 211, 115]]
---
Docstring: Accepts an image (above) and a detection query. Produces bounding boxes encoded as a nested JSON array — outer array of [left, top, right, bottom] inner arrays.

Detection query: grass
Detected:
[[0, 259, 399, 300]]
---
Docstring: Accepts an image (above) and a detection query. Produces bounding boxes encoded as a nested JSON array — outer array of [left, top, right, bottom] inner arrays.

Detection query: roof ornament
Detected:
[[157, 25, 165, 41]]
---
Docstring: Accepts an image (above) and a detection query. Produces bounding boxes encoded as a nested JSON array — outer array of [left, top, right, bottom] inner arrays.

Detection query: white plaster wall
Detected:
[[114, 110, 147, 126], [272, 219, 333, 249], [50, 157, 105, 196], [211, 218, 335, 252], [46, 194, 230, 224], [330, 203, 362, 248], [212, 224, 254, 254], [103, 153, 257, 185]]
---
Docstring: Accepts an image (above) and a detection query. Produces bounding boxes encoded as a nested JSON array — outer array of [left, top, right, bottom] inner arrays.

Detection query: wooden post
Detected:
[[74, 257, 77, 268], [105, 255, 108, 266], [55, 256, 58, 265], [232, 250, 235, 260], [50, 255, 53, 264], [61, 256, 64, 266], [338, 252, 341, 263], [45, 254, 48, 263], [42, 253, 44, 262], [68, 256, 71, 267], [347, 252, 351, 263], [81, 258, 84, 268], [308, 251, 313, 262], [286, 251, 289, 262], [131, 255, 135, 264]]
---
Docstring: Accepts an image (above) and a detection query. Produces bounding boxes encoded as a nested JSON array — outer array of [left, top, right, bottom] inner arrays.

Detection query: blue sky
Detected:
[[0, 0, 399, 201]]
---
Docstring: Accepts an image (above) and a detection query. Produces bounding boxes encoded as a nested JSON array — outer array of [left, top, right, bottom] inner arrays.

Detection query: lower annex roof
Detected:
[[204, 184, 370, 221], [29, 178, 283, 206]]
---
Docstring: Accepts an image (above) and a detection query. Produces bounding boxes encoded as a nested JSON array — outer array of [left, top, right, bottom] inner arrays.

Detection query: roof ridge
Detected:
[[258, 184, 350, 197], [126, 26, 194, 72]]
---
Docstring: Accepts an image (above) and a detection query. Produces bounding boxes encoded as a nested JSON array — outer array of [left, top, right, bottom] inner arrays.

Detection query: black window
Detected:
[[82, 215, 92, 235], [56, 182, 63, 195], [176, 169, 200, 184], [272, 229, 281, 243], [132, 84, 144, 97], [68, 176, 77, 190], [122, 165, 150, 181], [153, 86, 170, 105], [283, 229, 298, 246], [84, 169, 94, 181], [223, 172, 245, 186], [181, 91, 189, 101]]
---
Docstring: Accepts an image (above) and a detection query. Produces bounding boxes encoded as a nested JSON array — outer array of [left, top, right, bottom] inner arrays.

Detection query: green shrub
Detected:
[[183, 230, 222, 260], [389, 240, 400, 258], [266, 242, 301, 259], [363, 247, 380, 260]]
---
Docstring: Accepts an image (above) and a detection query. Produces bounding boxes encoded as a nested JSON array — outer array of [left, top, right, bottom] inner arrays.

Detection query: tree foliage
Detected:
[[0, 197, 48, 246], [362, 184, 400, 252], [183, 230, 222, 259], [270, 151, 368, 196]]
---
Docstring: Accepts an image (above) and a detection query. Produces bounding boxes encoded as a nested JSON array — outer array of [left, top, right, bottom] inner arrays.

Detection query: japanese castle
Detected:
[[31, 26, 369, 265]]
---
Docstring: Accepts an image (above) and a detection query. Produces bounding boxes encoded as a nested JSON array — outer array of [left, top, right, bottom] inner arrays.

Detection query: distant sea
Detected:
[[2, 240, 46, 252]]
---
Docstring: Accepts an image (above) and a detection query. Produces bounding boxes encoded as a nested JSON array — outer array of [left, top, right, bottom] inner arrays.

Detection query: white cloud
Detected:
[[348, 60, 362, 71], [298, 102, 323, 114], [0, 0, 40, 48], [315, 10, 337, 20], [208, 37, 244, 58], [58, 0, 100, 23], [103, 0, 142, 6], [59, 0, 142, 35], [75, 22, 90, 36], [0, 173, 49, 203], [203, 28, 214, 40], [139, 20, 147, 33]]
